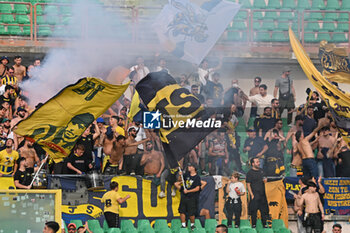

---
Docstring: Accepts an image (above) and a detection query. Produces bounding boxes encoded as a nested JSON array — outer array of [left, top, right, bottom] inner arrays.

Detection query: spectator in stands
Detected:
[[208, 130, 228, 175], [243, 128, 267, 166], [102, 181, 131, 228], [13, 55, 26, 82], [246, 157, 269, 229], [197, 58, 222, 87], [316, 127, 338, 177], [243, 84, 274, 116], [336, 144, 350, 177], [18, 139, 40, 174], [215, 224, 228, 233], [66, 223, 76, 233], [123, 126, 143, 175], [310, 91, 327, 122], [178, 74, 191, 91], [33, 58, 41, 67], [0, 56, 9, 77], [274, 66, 296, 125], [76, 123, 100, 169], [130, 56, 150, 82], [303, 106, 317, 137], [66, 144, 92, 174], [13, 157, 32, 189], [264, 125, 286, 176], [2, 67, 17, 86], [76, 222, 93, 233], [287, 116, 304, 177], [11, 107, 27, 129], [175, 163, 201, 231], [332, 224, 342, 233], [249, 77, 262, 117], [154, 56, 169, 74], [140, 140, 164, 178], [0, 138, 18, 176], [0, 85, 15, 107], [271, 98, 280, 119], [211, 72, 223, 107], [224, 80, 245, 117], [225, 172, 246, 228], [43, 221, 60, 233], [110, 116, 125, 136], [257, 107, 275, 138], [191, 84, 205, 104]]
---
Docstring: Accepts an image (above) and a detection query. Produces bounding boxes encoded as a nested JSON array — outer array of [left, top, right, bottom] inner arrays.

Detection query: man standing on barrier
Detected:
[[175, 163, 201, 231], [246, 157, 270, 229]]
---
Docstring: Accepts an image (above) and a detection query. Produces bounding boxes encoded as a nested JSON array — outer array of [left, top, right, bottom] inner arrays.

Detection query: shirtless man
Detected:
[[19, 139, 41, 174], [316, 127, 339, 177], [249, 76, 262, 117], [140, 141, 164, 177], [295, 123, 324, 178], [296, 182, 325, 233], [101, 127, 116, 174], [13, 56, 26, 82], [0, 56, 9, 77], [11, 107, 27, 129]]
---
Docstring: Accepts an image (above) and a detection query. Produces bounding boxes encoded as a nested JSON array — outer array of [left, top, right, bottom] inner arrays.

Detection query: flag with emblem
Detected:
[[15, 78, 129, 162]]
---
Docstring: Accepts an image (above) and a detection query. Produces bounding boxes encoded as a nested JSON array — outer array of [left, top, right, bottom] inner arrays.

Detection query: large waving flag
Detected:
[[153, 0, 240, 64], [15, 78, 129, 162], [289, 29, 350, 147], [136, 71, 221, 168], [319, 41, 350, 84]]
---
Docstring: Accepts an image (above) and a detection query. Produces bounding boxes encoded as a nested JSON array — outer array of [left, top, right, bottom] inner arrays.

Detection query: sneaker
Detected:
[[171, 188, 176, 197], [130, 172, 136, 176], [191, 225, 195, 231], [158, 191, 166, 198]]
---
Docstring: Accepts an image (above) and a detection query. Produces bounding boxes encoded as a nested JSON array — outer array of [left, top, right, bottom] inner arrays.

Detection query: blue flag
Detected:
[[153, 0, 240, 64]]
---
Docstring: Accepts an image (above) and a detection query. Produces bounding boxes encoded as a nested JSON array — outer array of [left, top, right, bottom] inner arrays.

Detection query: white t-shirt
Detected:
[[130, 65, 150, 82], [248, 94, 274, 115], [228, 182, 246, 199], [198, 67, 214, 86], [134, 126, 146, 150]]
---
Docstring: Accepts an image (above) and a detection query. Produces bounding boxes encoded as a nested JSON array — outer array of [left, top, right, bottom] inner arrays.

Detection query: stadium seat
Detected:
[[276, 228, 292, 233], [93, 229, 104, 233], [13, 4, 28, 14], [0, 25, 7, 35], [106, 229, 121, 233], [253, 21, 261, 30], [317, 32, 331, 42], [1, 14, 15, 23], [264, 12, 278, 20], [261, 21, 275, 30], [37, 25, 52, 36], [221, 219, 227, 225], [324, 12, 338, 21], [103, 220, 109, 232], [321, 22, 336, 31], [239, 0, 252, 9], [154, 219, 168, 230], [255, 31, 271, 42], [338, 13, 349, 21], [260, 229, 274, 233], [267, 0, 280, 9], [304, 12, 323, 20], [187, 219, 203, 229], [231, 21, 246, 30], [327, 0, 340, 10], [240, 228, 257, 233], [235, 11, 248, 19], [255, 219, 263, 233], [60, 5, 72, 15], [121, 220, 135, 231], [70, 220, 83, 229], [305, 22, 320, 32], [193, 228, 206, 233], [44, 5, 59, 15], [239, 220, 251, 229], [0, 4, 13, 13], [336, 22, 349, 32], [272, 219, 286, 232], [341, 1, 350, 10], [140, 228, 155, 233], [253, 11, 264, 20], [281, 0, 295, 9], [332, 33, 347, 42], [228, 228, 240, 233], [178, 228, 189, 233], [16, 15, 30, 24], [277, 22, 289, 31], [62, 16, 72, 24], [296, 0, 310, 10], [122, 228, 137, 233], [279, 11, 294, 20], [35, 15, 46, 24], [35, 5, 43, 15], [46, 15, 59, 25], [7, 25, 21, 35], [204, 219, 217, 231], [272, 31, 288, 42], [171, 219, 182, 231], [87, 219, 102, 232], [253, 0, 266, 9], [311, 0, 326, 9]]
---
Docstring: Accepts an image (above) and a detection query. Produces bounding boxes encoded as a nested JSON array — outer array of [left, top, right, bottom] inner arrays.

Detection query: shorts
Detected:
[[104, 212, 120, 228], [103, 161, 119, 175], [305, 213, 323, 232], [179, 197, 198, 217]]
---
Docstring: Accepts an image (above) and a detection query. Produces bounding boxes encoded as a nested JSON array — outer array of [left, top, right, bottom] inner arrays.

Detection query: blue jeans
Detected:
[[302, 158, 318, 178]]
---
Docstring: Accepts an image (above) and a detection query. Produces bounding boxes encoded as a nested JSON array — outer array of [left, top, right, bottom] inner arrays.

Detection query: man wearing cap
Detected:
[[175, 163, 201, 231], [0, 56, 9, 77], [274, 66, 296, 125], [67, 223, 77, 233], [11, 107, 27, 129]]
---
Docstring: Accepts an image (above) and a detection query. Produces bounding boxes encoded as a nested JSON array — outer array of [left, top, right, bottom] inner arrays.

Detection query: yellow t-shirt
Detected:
[[114, 126, 125, 136], [0, 149, 19, 175], [101, 190, 122, 214]]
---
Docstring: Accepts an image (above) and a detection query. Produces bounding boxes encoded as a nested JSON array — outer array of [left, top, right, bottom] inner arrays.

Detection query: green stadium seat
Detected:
[[16, 15, 30, 24], [93, 229, 104, 233], [46, 15, 59, 25], [260, 229, 274, 233], [304, 12, 323, 20], [228, 228, 240, 233], [321, 22, 336, 31], [44, 5, 59, 14], [154, 219, 168, 229], [296, 0, 310, 10], [276, 228, 292, 233], [35, 5, 43, 15], [311, 0, 326, 9], [272, 219, 286, 232], [187, 219, 203, 229], [171, 219, 182, 231], [231, 21, 246, 30], [193, 228, 206, 233], [103, 220, 109, 232], [87, 219, 102, 232], [137, 219, 151, 228], [35, 15, 46, 24], [255, 219, 263, 233], [1, 14, 14, 23], [338, 13, 349, 21], [178, 228, 189, 233], [240, 228, 257, 233], [324, 12, 338, 21], [37, 25, 51, 36], [205, 219, 217, 231], [255, 31, 271, 41], [327, 0, 340, 10], [0, 24, 7, 35], [279, 12, 294, 20], [235, 10, 248, 19], [253, 11, 263, 20], [264, 12, 278, 20], [121, 220, 135, 231], [13, 4, 28, 14], [140, 228, 155, 233], [253, 21, 261, 30], [221, 219, 228, 225], [332, 33, 347, 42], [281, 0, 295, 9], [239, 220, 252, 229], [267, 0, 280, 9], [261, 21, 275, 30], [70, 220, 83, 229], [253, 0, 266, 9], [106, 229, 121, 233], [336, 22, 349, 32], [272, 31, 288, 42], [239, 0, 252, 9], [122, 228, 137, 233], [277, 22, 289, 31], [341, 0, 350, 10], [317, 33, 332, 41], [7, 25, 21, 35], [0, 4, 12, 13], [305, 22, 320, 32], [60, 5, 72, 15]]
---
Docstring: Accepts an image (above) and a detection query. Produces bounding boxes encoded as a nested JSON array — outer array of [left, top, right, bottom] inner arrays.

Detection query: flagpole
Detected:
[[29, 154, 49, 187], [178, 166, 186, 190]]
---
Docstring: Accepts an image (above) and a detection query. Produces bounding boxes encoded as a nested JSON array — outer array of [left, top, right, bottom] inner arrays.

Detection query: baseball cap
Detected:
[[96, 117, 105, 124], [247, 127, 255, 132], [187, 162, 198, 171], [283, 66, 291, 72], [0, 56, 9, 62], [17, 107, 26, 112], [67, 223, 76, 229], [128, 126, 137, 133]]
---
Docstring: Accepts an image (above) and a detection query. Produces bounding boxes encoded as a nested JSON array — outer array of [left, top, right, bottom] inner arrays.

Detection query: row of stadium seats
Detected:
[[65, 218, 291, 233], [238, 0, 350, 10]]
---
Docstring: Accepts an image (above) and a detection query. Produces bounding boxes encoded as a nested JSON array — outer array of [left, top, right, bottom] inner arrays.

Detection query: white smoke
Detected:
[[22, 0, 141, 106]]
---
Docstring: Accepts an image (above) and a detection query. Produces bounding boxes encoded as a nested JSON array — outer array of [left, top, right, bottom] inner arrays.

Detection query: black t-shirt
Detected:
[[14, 168, 32, 186], [223, 87, 238, 107], [246, 168, 266, 198], [66, 153, 90, 174], [0, 94, 14, 106], [244, 136, 266, 159], [181, 172, 201, 199], [76, 134, 94, 164], [337, 150, 350, 177]]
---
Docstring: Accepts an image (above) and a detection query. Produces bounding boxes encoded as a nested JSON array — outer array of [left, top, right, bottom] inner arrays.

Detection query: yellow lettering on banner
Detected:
[[340, 187, 349, 193], [324, 180, 338, 186], [62, 204, 103, 218], [142, 179, 168, 217], [340, 180, 350, 185], [286, 183, 300, 191], [329, 187, 340, 193], [323, 193, 334, 199], [111, 176, 138, 217], [335, 193, 350, 200], [328, 200, 350, 207]]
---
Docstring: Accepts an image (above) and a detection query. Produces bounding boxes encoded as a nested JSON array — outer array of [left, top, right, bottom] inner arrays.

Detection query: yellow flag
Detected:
[[15, 78, 129, 162], [289, 29, 350, 147], [127, 90, 141, 122]]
